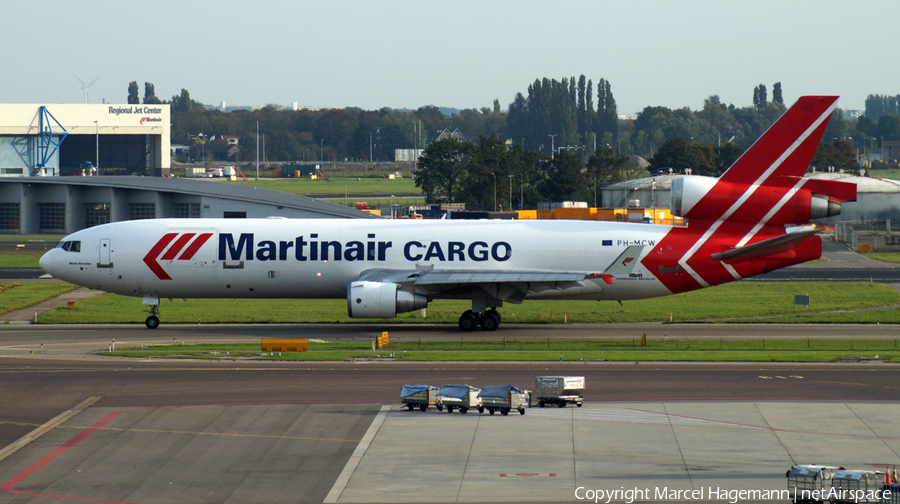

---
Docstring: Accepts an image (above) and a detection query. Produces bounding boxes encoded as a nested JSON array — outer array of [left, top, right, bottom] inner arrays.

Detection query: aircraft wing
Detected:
[[355, 245, 645, 303]]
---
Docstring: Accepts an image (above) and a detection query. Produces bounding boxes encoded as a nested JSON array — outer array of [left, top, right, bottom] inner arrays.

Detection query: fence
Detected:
[[834, 219, 900, 250]]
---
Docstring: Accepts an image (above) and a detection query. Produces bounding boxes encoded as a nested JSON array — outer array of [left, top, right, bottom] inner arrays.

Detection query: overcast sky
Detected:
[[4, 1, 897, 115]]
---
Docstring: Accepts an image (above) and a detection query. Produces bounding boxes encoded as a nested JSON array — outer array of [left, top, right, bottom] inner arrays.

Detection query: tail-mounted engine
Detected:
[[670, 175, 856, 225], [347, 281, 428, 318]]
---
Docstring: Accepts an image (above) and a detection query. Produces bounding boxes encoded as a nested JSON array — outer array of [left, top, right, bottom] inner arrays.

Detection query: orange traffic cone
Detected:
[[893, 466, 898, 484], [886, 466, 892, 485]]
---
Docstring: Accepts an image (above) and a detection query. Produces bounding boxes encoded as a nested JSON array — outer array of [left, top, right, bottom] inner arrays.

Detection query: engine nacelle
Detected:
[[347, 281, 428, 318], [670, 176, 845, 225]]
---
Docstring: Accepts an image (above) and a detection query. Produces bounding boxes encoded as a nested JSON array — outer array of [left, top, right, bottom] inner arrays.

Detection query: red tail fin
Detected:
[[646, 96, 858, 294], [720, 96, 838, 184], [672, 96, 855, 227]]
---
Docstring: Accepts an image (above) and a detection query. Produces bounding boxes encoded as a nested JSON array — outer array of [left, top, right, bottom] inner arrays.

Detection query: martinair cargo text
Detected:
[[40, 96, 857, 330]]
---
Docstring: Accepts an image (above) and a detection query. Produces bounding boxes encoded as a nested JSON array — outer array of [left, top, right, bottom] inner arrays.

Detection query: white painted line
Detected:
[[323, 404, 391, 504], [0, 395, 100, 463]]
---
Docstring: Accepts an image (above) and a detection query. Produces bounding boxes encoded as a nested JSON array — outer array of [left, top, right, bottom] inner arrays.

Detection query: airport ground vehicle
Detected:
[[435, 384, 482, 414], [478, 385, 530, 415], [786, 464, 839, 503], [400, 384, 436, 411], [534, 376, 584, 408], [786, 465, 900, 503], [831, 469, 884, 503]]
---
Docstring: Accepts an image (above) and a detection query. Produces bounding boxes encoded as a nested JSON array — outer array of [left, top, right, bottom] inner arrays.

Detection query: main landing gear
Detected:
[[458, 309, 501, 332]]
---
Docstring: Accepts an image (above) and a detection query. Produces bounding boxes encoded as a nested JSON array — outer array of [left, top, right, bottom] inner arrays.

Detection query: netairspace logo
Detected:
[[573, 486, 892, 503]]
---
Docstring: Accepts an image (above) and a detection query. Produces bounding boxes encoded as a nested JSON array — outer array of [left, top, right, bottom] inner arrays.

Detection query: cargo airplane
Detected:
[[40, 96, 856, 330]]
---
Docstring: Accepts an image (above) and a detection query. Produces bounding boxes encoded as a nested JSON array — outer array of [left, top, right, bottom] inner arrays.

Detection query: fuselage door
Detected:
[[99, 239, 113, 268]]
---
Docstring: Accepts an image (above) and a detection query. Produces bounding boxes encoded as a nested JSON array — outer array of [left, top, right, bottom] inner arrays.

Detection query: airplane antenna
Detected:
[[75, 76, 99, 104]]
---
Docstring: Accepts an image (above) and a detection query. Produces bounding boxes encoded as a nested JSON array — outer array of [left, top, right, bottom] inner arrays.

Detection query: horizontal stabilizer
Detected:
[[710, 229, 819, 261]]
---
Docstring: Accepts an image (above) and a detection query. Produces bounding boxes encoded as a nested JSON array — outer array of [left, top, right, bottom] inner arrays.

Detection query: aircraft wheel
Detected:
[[419, 404, 427, 412], [486, 308, 501, 323], [145, 316, 160, 329], [481, 311, 500, 331], [458, 311, 478, 331]]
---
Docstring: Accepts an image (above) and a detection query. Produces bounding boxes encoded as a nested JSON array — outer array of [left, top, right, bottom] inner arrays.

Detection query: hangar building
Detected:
[[0, 177, 372, 235], [0, 104, 170, 177]]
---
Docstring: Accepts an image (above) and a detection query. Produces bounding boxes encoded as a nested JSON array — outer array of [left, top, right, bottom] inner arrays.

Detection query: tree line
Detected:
[[129, 80, 899, 178], [415, 135, 630, 211]]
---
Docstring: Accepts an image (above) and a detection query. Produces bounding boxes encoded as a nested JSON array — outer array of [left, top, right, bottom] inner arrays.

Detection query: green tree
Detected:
[[127, 81, 140, 104], [415, 139, 475, 204], [715, 142, 744, 174], [586, 145, 628, 206], [876, 114, 900, 141], [143, 82, 162, 104], [650, 138, 718, 176], [170, 88, 203, 114], [772, 82, 783, 105], [595, 78, 618, 142], [812, 141, 857, 172], [539, 151, 588, 202]]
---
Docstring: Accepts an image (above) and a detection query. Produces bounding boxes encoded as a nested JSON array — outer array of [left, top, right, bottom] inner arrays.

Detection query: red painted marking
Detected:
[[177, 232, 212, 260], [159, 233, 196, 261], [621, 257, 633, 267], [0, 411, 139, 504], [142, 233, 178, 280]]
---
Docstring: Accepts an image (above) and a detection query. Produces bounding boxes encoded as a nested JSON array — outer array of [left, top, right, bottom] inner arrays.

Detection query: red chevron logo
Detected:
[[143, 232, 213, 280]]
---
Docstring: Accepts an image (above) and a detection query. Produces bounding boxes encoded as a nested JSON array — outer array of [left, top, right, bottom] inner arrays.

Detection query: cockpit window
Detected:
[[55, 241, 81, 252]]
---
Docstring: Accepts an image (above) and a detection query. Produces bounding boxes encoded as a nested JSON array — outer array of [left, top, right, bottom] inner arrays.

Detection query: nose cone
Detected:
[[39, 249, 57, 276]]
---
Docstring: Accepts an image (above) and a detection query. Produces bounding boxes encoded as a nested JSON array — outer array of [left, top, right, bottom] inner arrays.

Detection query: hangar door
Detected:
[[59, 134, 151, 175]]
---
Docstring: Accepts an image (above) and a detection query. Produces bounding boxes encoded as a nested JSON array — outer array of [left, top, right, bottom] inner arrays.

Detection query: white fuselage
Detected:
[[40, 218, 673, 302]]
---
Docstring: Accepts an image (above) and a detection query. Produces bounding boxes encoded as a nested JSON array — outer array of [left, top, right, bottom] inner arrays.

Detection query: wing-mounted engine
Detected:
[[670, 175, 856, 226], [347, 281, 428, 318]]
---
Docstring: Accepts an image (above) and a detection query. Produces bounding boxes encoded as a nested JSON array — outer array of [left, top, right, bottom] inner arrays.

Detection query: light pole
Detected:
[[255, 121, 259, 180], [320, 139, 324, 163], [491, 172, 497, 212], [93, 121, 99, 173], [549, 135, 557, 159], [508, 174, 514, 211]]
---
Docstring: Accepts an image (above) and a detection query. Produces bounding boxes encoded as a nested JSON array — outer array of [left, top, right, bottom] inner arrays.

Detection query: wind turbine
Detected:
[[75, 76, 99, 104]]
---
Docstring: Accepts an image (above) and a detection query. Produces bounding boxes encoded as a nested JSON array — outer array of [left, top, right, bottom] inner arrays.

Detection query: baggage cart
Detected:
[[478, 385, 530, 416], [534, 376, 584, 408], [400, 384, 436, 412], [435, 384, 482, 414], [785, 464, 838, 503], [881, 483, 900, 504], [831, 469, 883, 504]]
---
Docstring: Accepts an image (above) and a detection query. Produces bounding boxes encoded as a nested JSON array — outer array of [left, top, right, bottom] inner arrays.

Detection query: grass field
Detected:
[[104, 339, 900, 362], [37, 281, 900, 325], [223, 176, 420, 196], [862, 252, 900, 263], [0, 282, 77, 315]]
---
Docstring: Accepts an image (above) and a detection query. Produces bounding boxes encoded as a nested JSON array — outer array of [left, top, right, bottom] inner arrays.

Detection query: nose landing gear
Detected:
[[143, 295, 161, 329]]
